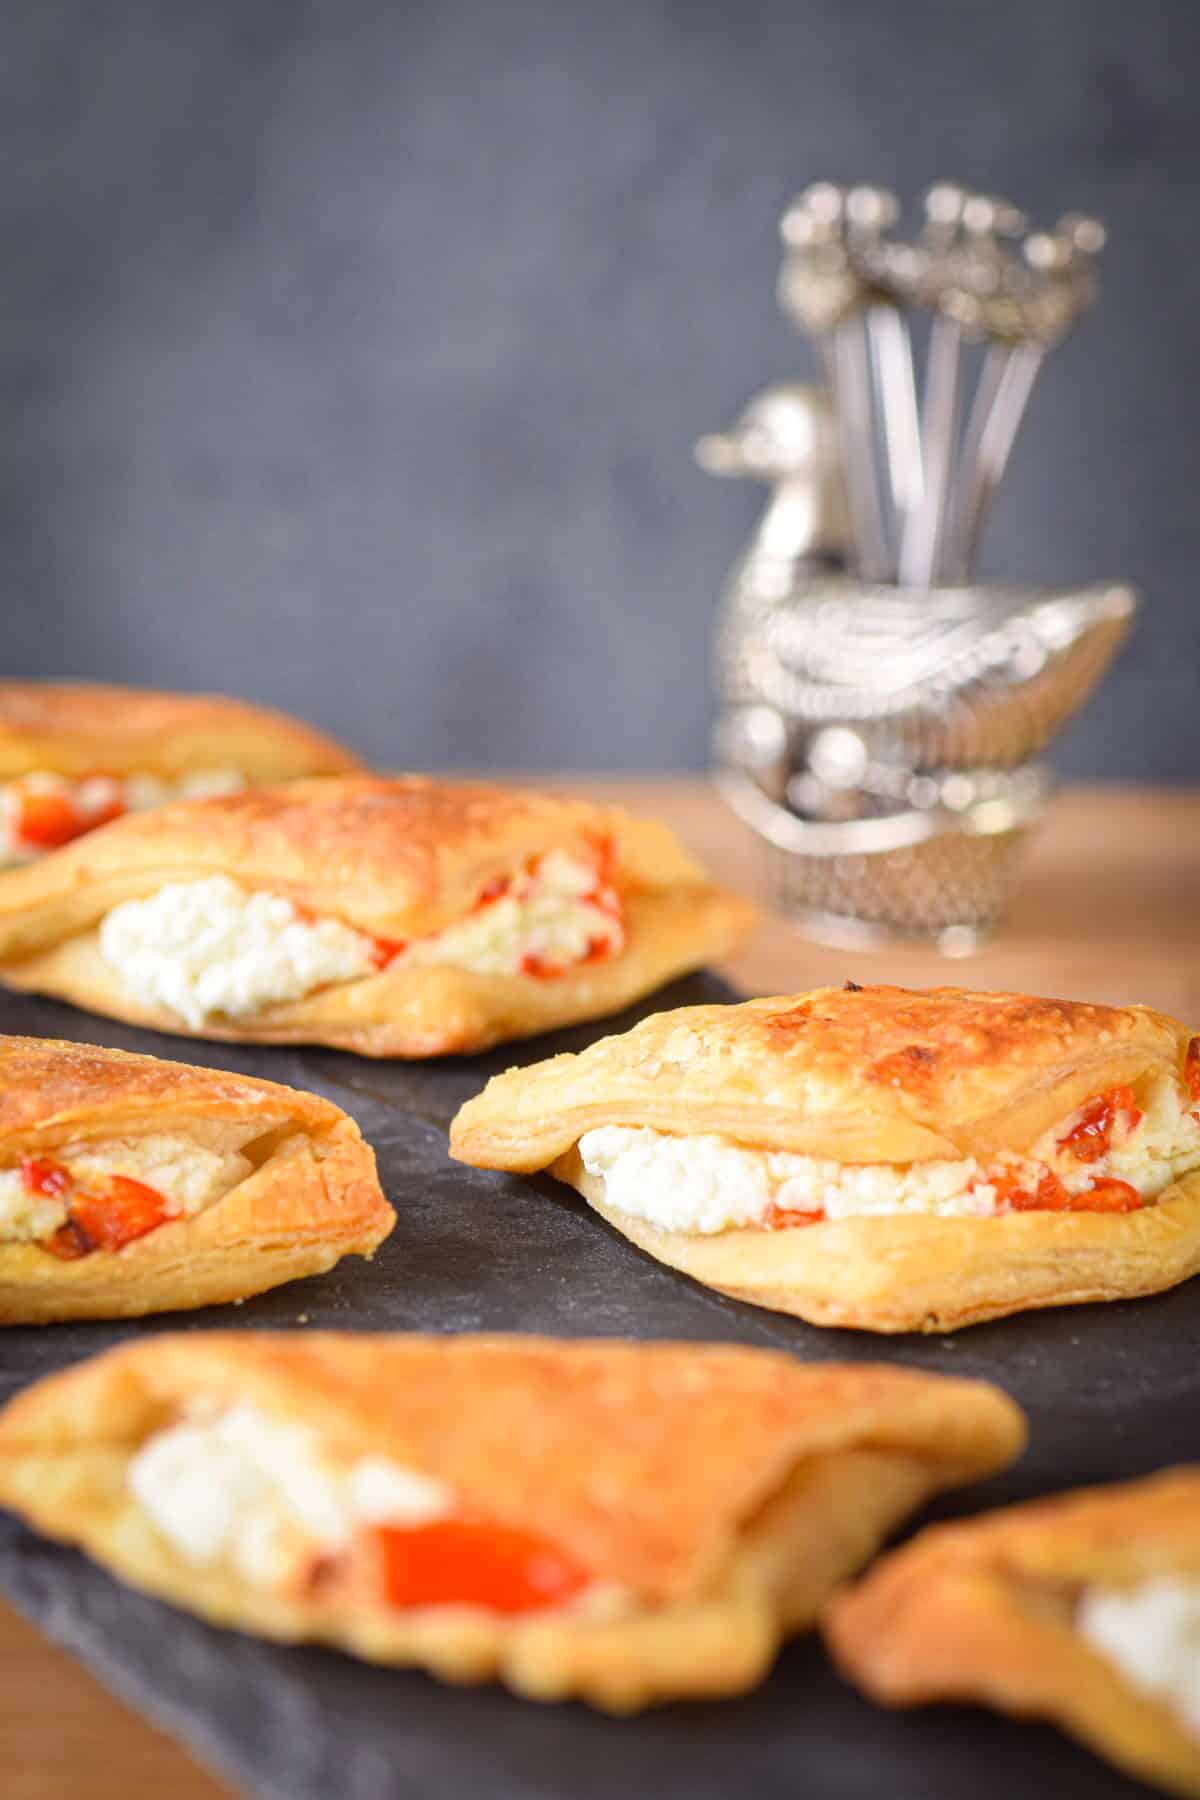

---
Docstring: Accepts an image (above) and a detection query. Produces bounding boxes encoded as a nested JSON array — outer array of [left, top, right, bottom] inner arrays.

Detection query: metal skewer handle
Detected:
[[779, 184, 892, 581], [776, 181, 1106, 589], [942, 212, 1105, 579]]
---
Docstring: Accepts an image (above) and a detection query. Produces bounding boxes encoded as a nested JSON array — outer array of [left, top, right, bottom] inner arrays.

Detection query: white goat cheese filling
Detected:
[[0, 1132, 255, 1244], [0, 1176, 68, 1243], [1079, 1577, 1200, 1739], [577, 1127, 990, 1233], [100, 876, 375, 1028], [99, 851, 622, 1027], [0, 766, 244, 864], [128, 1402, 453, 1587], [576, 1078, 1200, 1235], [1030, 1075, 1200, 1198], [402, 848, 622, 977]]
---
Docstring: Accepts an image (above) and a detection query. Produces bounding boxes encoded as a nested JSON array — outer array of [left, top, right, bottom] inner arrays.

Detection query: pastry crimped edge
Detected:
[[825, 1468, 1200, 1798], [0, 1335, 1025, 1711], [0, 681, 362, 781], [0, 778, 755, 1055], [450, 986, 1200, 1331], [0, 1037, 393, 1323]]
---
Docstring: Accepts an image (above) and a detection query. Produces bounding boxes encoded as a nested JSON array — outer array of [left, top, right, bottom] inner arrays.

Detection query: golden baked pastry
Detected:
[[450, 983, 1200, 1331], [0, 1333, 1024, 1710], [0, 680, 361, 863], [0, 776, 754, 1057], [0, 1036, 393, 1323], [826, 1469, 1200, 1798]]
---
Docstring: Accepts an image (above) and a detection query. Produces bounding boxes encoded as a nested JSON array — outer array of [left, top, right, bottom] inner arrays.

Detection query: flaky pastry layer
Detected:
[[0, 1333, 1024, 1709], [826, 1468, 1200, 1798], [0, 681, 361, 781]]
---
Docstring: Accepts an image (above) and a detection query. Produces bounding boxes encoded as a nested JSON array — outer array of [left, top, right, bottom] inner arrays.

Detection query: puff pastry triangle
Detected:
[[0, 776, 754, 1056], [0, 1035, 393, 1322], [451, 984, 1200, 1330], [826, 1468, 1200, 1797], [0, 680, 361, 862], [0, 1332, 1024, 1709]]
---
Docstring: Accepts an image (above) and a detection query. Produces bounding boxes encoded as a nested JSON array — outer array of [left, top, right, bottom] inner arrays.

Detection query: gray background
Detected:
[[2, 0, 1197, 775]]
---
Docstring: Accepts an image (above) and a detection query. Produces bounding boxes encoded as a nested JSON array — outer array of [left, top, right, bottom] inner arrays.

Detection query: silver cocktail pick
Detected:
[[779, 184, 891, 582], [896, 183, 972, 588], [845, 184, 925, 563], [943, 213, 1105, 580]]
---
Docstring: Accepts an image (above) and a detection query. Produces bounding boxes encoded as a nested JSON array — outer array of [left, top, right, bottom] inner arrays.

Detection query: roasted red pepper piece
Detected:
[[1057, 1085, 1143, 1163], [43, 1219, 95, 1260], [43, 1176, 169, 1259], [1072, 1177, 1143, 1213], [76, 1176, 169, 1248], [1185, 1037, 1200, 1106], [989, 1166, 1142, 1214], [585, 831, 617, 888], [999, 1169, 1072, 1212], [370, 937, 406, 970], [764, 1204, 824, 1229], [376, 1518, 591, 1616], [475, 874, 512, 907], [14, 790, 87, 849], [20, 1155, 70, 1197]]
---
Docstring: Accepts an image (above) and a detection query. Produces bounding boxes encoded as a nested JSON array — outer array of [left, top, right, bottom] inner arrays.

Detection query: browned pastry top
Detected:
[[0, 1033, 348, 1143], [0, 775, 710, 941], [0, 680, 361, 779], [451, 984, 1190, 1166]]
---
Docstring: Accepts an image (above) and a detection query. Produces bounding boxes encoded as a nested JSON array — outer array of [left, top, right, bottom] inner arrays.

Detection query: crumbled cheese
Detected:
[[125, 767, 246, 809], [99, 876, 376, 1027], [0, 1170, 68, 1242], [66, 1133, 254, 1218], [577, 1127, 989, 1234], [1079, 1577, 1200, 1739], [348, 1460, 455, 1525], [401, 847, 623, 977], [128, 1403, 453, 1588], [577, 1078, 1200, 1236], [98, 849, 624, 1027], [0, 1131, 255, 1246], [0, 767, 244, 864], [1034, 1077, 1200, 1198], [579, 1128, 771, 1233]]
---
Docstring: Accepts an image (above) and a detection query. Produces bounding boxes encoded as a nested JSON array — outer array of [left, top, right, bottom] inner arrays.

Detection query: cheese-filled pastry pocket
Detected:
[[0, 1035, 392, 1322], [827, 1468, 1200, 1798], [451, 983, 1200, 1330], [0, 776, 754, 1056], [0, 1333, 1024, 1709], [0, 680, 360, 864]]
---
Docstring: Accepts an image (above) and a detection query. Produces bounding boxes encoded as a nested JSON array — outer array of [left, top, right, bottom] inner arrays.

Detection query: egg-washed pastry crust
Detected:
[[450, 985, 1200, 1331], [0, 1037, 393, 1323], [0, 681, 361, 781], [0, 1333, 1024, 1711], [825, 1469, 1200, 1798], [0, 777, 755, 1057]]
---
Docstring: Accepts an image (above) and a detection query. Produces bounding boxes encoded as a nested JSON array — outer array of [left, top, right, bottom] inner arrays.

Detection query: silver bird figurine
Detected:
[[702, 380, 1136, 952]]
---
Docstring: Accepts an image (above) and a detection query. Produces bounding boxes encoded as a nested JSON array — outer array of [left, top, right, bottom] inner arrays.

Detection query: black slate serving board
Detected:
[[0, 976, 1193, 1800]]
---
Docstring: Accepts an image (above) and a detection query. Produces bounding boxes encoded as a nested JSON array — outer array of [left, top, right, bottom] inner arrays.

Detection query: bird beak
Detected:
[[694, 433, 742, 474]]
